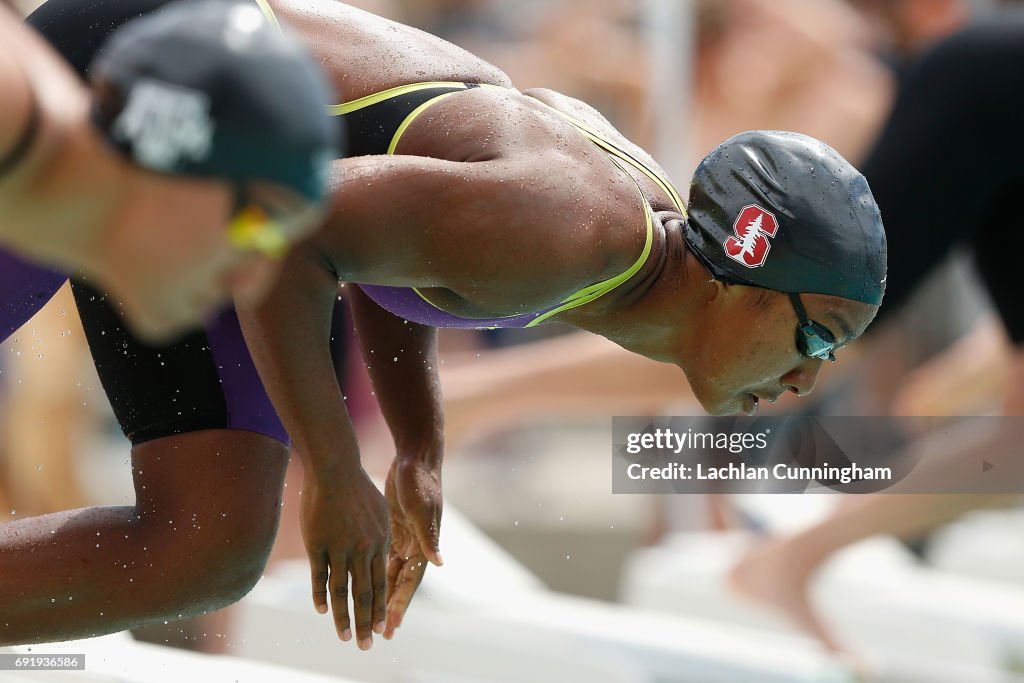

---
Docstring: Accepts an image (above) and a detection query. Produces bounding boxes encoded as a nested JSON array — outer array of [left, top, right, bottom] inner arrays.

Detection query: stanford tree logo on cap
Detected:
[[724, 204, 778, 268]]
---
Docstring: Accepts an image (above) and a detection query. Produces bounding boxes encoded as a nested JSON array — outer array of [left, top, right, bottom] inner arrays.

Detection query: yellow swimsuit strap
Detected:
[[278, 44, 679, 323], [520, 104, 684, 324], [537, 104, 687, 216], [252, 0, 281, 31], [334, 80, 670, 325], [524, 155, 654, 327]]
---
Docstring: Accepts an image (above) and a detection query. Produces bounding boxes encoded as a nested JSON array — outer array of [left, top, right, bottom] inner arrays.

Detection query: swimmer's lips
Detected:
[[743, 391, 783, 415], [742, 394, 759, 416]]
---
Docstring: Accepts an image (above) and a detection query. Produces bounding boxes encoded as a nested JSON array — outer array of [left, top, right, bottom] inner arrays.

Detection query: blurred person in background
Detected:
[[731, 2, 1024, 653], [0, 0, 337, 648], [0, 0, 333, 341]]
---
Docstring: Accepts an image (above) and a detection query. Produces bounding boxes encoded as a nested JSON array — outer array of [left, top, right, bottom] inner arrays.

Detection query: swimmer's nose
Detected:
[[781, 358, 825, 397]]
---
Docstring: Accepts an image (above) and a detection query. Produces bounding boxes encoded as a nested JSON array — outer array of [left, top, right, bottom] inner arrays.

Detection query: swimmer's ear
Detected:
[[704, 278, 736, 302]]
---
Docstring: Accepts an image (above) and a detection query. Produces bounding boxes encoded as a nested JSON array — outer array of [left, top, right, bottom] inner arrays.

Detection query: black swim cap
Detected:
[[89, 0, 338, 203], [684, 131, 886, 305]]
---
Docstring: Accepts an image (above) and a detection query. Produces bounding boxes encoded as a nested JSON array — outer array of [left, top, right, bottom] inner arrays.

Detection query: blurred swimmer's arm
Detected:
[[347, 285, 444, 638], [440, 332, 699, 448], [236, 246, 390, 649], [0, 14, 32, 171], [731, 352, 1024, 651]]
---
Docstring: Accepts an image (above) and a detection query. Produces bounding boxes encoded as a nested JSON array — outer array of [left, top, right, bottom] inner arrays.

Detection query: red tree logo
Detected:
[[724, 205, 779, 268]]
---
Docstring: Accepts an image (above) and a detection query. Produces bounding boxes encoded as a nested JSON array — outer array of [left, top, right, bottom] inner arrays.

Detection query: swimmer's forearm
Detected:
[[237, 246, 362, 475], [0, 507, 227, 644], [348, 285, 443, 465]]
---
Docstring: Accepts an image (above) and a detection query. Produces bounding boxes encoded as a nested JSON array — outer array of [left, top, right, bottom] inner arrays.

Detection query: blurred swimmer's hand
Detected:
[[301, 466, 390, 650], [383, 456, 444, 640]]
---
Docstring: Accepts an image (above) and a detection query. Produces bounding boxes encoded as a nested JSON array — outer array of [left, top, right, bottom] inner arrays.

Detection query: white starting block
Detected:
[[233, 503, 869, 683], [0, 631, 370, 683], [926, 510, 1024, 587], [620, 531, 1024, 680]]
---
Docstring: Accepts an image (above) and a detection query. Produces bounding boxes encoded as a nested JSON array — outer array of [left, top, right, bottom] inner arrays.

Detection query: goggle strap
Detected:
[[788, 292, 813, 327]]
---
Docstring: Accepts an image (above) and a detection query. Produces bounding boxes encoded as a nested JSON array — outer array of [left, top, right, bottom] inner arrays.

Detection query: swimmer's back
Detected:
[[271, 0, 680, 213], [268, 0, 512, 98]]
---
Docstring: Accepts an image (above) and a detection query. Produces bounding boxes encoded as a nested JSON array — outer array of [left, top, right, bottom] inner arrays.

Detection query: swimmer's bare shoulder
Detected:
[[521, 87, 669, 180], [269, 0, 512, 100]]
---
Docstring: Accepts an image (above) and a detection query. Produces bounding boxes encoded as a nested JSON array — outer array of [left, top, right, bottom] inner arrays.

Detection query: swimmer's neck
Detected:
[[560, 215, 702, 366]]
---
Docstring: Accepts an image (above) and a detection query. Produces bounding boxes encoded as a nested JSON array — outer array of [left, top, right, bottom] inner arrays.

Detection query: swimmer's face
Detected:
[[681, 286, 877, 416], [221, 181, 325, 308], [108, 178, 323, 342]]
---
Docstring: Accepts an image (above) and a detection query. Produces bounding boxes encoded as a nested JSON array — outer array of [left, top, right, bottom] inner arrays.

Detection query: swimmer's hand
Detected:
[[301, 467, 390, 650], [383, 456, 444, 640]]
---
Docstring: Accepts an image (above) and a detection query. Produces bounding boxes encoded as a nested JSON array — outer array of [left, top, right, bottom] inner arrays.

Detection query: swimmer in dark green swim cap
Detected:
[[85, 0, 339, 337]]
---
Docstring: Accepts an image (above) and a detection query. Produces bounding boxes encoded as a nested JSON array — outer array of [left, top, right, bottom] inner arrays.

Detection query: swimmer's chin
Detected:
[[699, 393, 758, 417], [119, 302, 208, 345]]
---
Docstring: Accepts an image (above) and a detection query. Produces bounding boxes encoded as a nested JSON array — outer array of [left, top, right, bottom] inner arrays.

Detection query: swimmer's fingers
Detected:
[[382, 457, 440, 639], [371, 549, 388, 635], [308, 549, 330, 616], [383, 550, 427, 640], [384, 544, 402, 635], [327, 552, 352, 643], [393, 458, 444, 567], [350, 554, 385, 650], [409, 493, 444, 568]]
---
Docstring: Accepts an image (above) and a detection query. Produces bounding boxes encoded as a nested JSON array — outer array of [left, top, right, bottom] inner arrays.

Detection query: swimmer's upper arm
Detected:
[[0, 35, 36, 183], [316, 151, 636, 309], [0, 6, 89, 191], [0, 8, 104, 268]]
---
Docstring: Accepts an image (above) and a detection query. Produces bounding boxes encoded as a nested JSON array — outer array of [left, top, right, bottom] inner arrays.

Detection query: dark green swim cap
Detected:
[[90, 0, 338, 203], [684, 131, 886, 305]]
